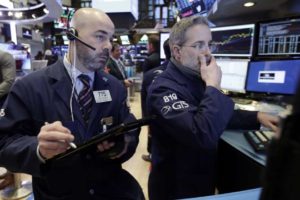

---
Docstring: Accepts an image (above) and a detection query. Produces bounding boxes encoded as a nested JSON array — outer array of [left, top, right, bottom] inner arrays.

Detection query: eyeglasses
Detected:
[[180, 41, 216, 52]]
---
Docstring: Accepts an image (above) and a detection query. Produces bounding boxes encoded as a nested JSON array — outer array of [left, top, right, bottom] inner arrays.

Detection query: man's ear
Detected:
[[172, 45, 181, 60]]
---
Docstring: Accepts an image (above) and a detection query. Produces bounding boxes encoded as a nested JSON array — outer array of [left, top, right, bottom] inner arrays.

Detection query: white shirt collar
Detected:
[[63, 55, 95, 92], [63, 54, 94, 82]]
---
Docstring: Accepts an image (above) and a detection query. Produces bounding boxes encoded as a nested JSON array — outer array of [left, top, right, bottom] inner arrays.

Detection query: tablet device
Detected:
[[46, 116, 155, 162]]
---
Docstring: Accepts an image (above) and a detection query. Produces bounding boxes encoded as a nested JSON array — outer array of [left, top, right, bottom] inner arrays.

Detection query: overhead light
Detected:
[[15, 12, 23, 18], [244, 2, 255, 7], [43, 8, 49, 14]]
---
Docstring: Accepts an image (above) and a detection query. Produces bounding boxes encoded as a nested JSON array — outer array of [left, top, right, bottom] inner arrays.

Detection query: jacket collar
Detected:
[[46, 59, 111, 130]]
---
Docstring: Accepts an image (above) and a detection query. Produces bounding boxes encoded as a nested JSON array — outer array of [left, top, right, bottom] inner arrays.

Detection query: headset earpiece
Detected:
[[65, 27, 96, 51], [66, 27, 78, 41]]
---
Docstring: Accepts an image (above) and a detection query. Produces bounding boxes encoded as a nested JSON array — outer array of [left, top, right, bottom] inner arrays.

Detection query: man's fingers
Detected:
[[198, 54, 207, 68], [38, 130, 74, 143], [42, 121, 71, 134], [97, 141, 115, 152]]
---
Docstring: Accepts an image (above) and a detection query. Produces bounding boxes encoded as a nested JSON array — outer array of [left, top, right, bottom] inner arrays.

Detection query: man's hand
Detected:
[[257, 112, 280, 137], [198, 55, 221, 90], [96, 135, 132, 159], [37, 121, 74, 159], [124, 79, 133, 88]]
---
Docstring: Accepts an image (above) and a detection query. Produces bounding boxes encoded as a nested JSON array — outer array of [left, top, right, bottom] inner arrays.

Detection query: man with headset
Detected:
[[0, 8, 144, 200]]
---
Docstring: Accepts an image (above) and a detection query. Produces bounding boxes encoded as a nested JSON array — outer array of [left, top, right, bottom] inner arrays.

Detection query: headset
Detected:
[[65, 10, 98, 121], [66, 9, 96, 51], [66, 27, 96, 51]]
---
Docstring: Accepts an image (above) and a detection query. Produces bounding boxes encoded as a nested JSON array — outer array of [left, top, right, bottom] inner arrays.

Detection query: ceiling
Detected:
[[208, 0, 300, 26]]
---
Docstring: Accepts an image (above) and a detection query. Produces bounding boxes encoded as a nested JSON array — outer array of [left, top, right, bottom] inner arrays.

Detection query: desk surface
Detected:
[[221, 131, 266, 166], [183, 188, 261, 200]]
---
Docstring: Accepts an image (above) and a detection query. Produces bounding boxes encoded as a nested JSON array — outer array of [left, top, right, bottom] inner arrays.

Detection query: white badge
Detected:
[[93, 90, 112, 103]]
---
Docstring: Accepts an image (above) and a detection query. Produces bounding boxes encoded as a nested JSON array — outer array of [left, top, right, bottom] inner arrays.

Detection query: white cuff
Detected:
[[36, 145, 46, 164]]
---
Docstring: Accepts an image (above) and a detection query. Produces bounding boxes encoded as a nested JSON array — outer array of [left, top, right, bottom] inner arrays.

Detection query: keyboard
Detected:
[[244, 130, 275, 152], [232, 98, 252, 105]]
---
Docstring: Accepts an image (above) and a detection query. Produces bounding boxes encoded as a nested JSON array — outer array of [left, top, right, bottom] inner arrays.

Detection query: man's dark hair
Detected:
[[148, 35, 160, 52], [163, 38, 171, 60], [111, 42, 120, 52]]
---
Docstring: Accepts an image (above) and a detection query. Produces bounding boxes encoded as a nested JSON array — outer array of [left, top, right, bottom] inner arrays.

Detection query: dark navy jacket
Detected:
[[141, 61, 168, 117], [0, 59, 143, 200], [146, 61, 260, 200], [142, 52, 160, 73]]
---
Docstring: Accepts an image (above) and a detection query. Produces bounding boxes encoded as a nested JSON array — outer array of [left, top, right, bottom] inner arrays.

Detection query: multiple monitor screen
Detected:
[[216, 59, 300, 95], [198, 17, 300, 95]]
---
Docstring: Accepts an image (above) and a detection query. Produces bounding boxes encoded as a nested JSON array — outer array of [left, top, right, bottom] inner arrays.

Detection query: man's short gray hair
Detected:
[[169, 16, 209, 51]]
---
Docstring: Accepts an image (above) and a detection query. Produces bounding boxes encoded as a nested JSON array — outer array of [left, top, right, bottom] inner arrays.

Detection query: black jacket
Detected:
[[142, 52, 160, 73], [146, 60, 260, 199]]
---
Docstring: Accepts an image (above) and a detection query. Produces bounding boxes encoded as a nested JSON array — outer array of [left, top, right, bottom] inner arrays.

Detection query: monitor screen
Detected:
[[246, 60, 300, 95], [22, 28, 32, 39], [51, 46, 62, 56], [176, 0, 207, 18], [216, 59, 249, 93], [62, 35, 69, 45], [54, 7, 75, 30], [211, 24, 255, 57], [51, 45, 68, 57], [257, 17, 300, 57], [138, 34, 148, 44], [160, 32, 170, 59], [120, 35, 130, 45]]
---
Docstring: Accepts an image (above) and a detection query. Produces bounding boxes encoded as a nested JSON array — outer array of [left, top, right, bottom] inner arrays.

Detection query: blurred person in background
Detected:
[[44, 49, 58, 66], [141, 38, 171, 162], [106, 43, 132, 87], [34, 51, 43, 60], [0, 49, 16, 107], [142, 35, 160, 73]]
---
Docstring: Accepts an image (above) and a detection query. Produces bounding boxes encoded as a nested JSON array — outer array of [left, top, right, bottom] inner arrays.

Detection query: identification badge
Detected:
[[93, 90, 112, 103]]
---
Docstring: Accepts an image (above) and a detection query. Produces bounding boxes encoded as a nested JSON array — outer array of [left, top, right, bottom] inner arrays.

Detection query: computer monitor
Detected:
[[160, 32, 170, 60], [246, 59, 300, 95], [138, 34, 148, 44], [216, 59, 249, 93], [22, 28, 32, 39], [255, 17, 300, 58], [62, 35, 69, 45], [175, 0, 216, 18], [120, 35, 130, 45], [211, 24, 255, 57], [51, 45, 68, 57], [54, 6, 75, 29]]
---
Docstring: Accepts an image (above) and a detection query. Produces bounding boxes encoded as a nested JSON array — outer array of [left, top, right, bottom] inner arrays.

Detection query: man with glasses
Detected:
[[146, 16, 279, 200]]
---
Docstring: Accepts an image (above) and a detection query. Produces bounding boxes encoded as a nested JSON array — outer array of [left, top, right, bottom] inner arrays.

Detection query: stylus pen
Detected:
[[44, 122, 77, 149]]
